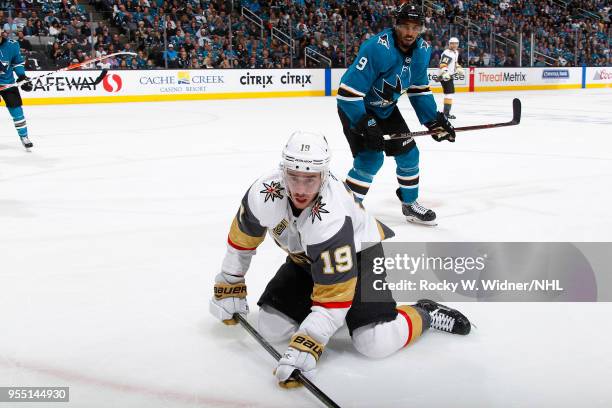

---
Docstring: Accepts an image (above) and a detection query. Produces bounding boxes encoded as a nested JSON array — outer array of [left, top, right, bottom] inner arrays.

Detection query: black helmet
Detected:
[[395, 3, 424, 25]]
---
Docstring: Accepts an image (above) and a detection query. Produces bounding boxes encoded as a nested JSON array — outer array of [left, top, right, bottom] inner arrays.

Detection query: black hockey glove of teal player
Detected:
[[275, 333, 323, 388], [425, 112, 456, 142], [17, 74, 33, 92], [355, 114, 385, 151]]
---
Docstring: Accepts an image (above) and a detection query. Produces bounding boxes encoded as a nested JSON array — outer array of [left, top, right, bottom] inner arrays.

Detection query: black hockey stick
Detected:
[[93, 68, 109, 85], [390, 98, 521, 140], [234, 314, 342, 408]]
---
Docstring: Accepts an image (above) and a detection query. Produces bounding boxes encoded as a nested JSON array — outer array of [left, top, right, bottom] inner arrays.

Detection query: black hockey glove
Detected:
[[17, 75, 33, 92], [355, 114, 384, 151], [425, 112, 456, 142]]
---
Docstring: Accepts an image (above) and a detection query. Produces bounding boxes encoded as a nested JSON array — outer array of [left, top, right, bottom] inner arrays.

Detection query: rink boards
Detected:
[[9, 66, 611, 106]]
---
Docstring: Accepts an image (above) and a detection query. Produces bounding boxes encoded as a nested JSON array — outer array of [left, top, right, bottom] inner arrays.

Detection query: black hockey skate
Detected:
[[416, 299, 471, 335], [20, 136, 33, 150], [396, 189, 437, 226]]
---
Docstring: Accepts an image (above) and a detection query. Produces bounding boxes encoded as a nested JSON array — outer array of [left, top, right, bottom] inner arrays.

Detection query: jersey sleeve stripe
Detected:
[[406, 87, 431, 94], [337, 94, 363, 102], [339, 83, 366, 97], [407, 91, 432, 97], [312, 300, 353, 308], [228, 216, 265, 251], [311, 276, 357, 305], [227, 236, 257, 251]]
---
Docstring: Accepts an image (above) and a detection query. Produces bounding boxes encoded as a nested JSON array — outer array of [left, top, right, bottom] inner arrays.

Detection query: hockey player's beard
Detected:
[[395, 30, 418, 52], [399, 35, 416, 50]]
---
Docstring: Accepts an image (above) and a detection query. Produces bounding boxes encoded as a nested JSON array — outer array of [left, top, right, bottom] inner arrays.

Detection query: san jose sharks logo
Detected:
[[310, 196, 329, 223], [373, 75, 404, 107], [377, 34, 390, 50], [260, 181, 284, 202]]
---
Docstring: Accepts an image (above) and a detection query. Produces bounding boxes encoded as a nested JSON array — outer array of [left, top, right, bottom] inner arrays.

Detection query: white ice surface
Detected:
[[1, 89, 611, 407]]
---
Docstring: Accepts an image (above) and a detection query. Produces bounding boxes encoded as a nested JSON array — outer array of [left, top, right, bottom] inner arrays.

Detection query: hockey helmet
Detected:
[[281, 131, 331, 195], [395, 3, 425, 26]]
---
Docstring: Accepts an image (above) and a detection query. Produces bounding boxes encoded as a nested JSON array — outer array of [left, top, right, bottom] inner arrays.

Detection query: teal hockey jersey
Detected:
[[0, 39, 26, 85], [337, 28, 437, 127]]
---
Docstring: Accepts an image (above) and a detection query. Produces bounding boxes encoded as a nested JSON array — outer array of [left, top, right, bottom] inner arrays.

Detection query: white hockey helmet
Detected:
[[281, 131, 331, 193], [449, 37, 460, 45]]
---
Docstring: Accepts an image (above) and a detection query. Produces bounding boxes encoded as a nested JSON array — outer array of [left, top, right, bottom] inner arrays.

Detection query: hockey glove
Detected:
[[456, 65, 465, 76], [355, 114, 385, 151], [438, 68, 451, 81], [275, 333, 323, 388], [426, 112, 456, 143], [17, 75, 33, 92], [209, 272, 248, 325]]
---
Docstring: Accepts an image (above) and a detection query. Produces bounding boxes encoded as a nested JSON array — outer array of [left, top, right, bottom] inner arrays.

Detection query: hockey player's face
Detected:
[[285, 170, 322, 209], [395, 21, 421, 50]]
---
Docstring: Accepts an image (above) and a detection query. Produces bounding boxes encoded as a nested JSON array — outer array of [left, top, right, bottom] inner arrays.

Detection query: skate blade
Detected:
[[406, 216, 438, 226]]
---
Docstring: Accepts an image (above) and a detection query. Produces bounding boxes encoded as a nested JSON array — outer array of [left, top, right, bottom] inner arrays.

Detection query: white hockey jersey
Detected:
[[440, 48, 460, 74], [222, 168, 394, 308]]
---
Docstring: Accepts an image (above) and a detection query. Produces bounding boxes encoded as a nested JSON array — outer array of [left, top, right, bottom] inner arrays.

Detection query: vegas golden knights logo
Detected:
[[273, 219, 288, 236]]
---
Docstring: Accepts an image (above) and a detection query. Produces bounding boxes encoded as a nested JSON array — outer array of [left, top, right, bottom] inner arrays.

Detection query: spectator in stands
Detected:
[[16, 31, 32, 52], [49, 41, 63, 66], [177, 47, 190, 68], [3, 17, 18, 37], [10, 0, 610, 70], [32, 19, 48, 36], [163, 43, 178, 67]]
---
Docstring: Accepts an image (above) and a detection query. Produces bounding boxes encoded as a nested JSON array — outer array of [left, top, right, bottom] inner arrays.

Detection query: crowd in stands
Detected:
[[0, 0, 608, 70], [425, 0, 611, 67]]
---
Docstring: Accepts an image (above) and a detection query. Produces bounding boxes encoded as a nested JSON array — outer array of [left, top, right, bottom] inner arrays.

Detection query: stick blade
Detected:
[[512, 98, 522, 124]]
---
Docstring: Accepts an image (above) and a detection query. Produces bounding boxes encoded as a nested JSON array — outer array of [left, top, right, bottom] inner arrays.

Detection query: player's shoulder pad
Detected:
[[246, 168, 288, 228]]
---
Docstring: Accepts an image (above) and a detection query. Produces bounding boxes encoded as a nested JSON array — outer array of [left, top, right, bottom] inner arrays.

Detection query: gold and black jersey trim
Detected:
[[311, 277, 357, 308], [227, 188, 267, 251]]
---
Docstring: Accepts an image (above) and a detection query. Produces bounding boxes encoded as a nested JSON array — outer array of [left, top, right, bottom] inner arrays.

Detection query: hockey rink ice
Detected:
[[1, 89, 611, 407]]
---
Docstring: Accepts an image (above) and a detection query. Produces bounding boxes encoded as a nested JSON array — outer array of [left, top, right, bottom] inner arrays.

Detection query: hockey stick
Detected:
[[388, 98, 522, 140], [234, 314, 342, 408], [92, 68, 109, 86], [0, 52, 136, 92]]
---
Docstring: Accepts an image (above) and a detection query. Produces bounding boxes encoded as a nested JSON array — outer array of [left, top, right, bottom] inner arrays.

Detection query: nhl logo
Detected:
[[405, 57, 411, 64]]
